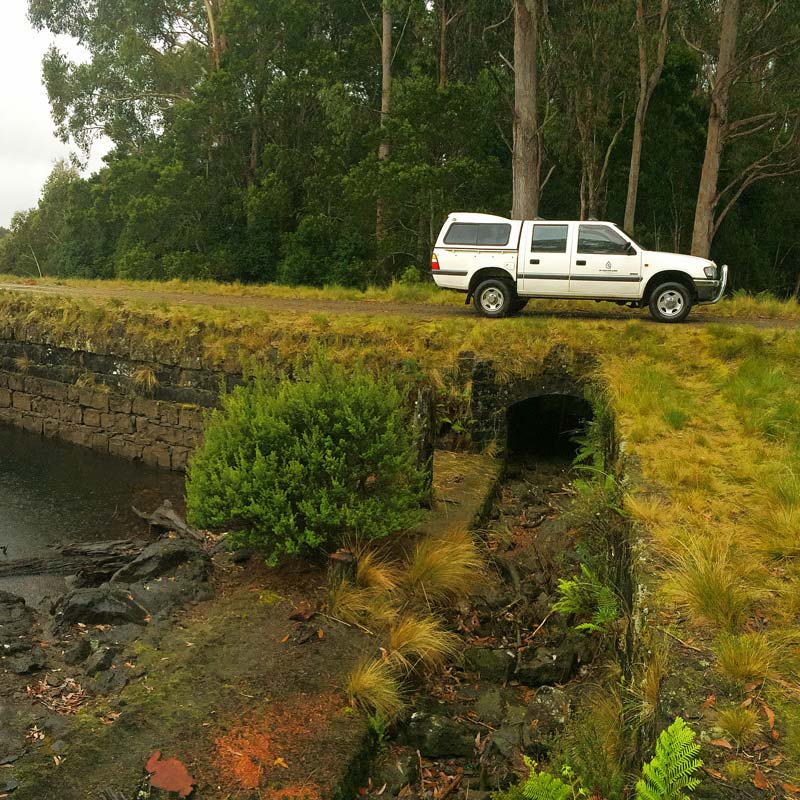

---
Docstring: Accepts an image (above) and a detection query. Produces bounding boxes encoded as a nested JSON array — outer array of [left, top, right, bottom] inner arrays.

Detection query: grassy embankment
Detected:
[[2, 288, 800, 791], [1, 272, 799, 320]]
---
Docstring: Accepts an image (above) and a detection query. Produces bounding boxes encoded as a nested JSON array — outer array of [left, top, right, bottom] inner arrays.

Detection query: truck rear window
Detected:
[[444, 222, 511, 247]]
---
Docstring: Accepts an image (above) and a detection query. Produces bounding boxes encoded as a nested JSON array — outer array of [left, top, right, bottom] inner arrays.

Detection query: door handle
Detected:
[[576, 260, 586, 266], [530, 258, 540, 265]]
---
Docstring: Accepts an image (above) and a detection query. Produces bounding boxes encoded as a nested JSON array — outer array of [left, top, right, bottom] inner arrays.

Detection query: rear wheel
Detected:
[[474, 279, 514, 318], [649, 282, 692, 323]]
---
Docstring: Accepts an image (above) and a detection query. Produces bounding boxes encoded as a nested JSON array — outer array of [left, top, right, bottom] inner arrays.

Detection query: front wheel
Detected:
[[649, 282, 692, 323], [474, 279, 514, 318]]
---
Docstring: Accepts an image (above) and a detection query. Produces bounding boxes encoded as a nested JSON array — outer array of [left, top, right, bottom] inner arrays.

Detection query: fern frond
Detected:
[[635, 717, 702, 800]]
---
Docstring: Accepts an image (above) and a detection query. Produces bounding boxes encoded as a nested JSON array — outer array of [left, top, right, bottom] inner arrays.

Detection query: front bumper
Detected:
[[694, 264, 729, 305]]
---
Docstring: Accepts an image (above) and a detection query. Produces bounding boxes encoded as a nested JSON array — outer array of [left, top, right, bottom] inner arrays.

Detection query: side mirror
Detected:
[[626, 242, 637, 256]]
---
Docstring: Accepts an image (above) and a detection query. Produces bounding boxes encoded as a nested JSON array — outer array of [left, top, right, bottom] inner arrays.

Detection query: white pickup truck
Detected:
[[430, 213, 728, 322]]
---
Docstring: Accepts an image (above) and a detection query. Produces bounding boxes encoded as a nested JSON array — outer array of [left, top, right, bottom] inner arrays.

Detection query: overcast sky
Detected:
[[0, 2, 110, 228]]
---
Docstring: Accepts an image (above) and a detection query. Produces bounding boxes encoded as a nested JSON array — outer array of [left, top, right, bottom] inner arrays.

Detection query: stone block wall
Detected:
[[0, 370, 206, 471]]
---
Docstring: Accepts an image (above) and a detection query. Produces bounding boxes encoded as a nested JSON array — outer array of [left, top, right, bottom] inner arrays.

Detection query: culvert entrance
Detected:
[[506, 394, 593, 460]]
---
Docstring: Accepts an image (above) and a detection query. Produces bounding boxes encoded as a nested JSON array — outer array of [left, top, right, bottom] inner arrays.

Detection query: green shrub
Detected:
[[186, 358, 424, 563]]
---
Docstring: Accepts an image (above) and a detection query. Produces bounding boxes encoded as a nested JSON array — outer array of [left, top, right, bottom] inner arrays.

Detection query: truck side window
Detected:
[[444, 222, 511, 246], [531, 225, 568, 253], [577, 225, 630, 255]]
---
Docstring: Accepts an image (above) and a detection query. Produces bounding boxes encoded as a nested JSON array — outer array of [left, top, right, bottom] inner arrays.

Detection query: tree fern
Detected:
[[636, 718, 702, 800]]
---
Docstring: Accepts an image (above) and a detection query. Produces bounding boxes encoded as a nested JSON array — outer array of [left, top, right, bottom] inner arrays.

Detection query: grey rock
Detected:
[[524, 687, 570, 751], [54, 585, 149, 629], [516, 634, 590, 687], [6, 647, 47, 674], [110, 536, 209, 584], [503, 704, 527, 726], [400, 712, 475, 759], [92, 668, 129, 694], [0, 778, 19, 793], [371, 748, 419, 795], [491, 723, 523, 758], [85, 646, 117, 676], [99, 622, 144, 647], [63, 637, 92, 665], [0, 591, 35, 648], [112, 536, 213, 617], [474, 687, 505, 726], [463, 647, 515, 682]]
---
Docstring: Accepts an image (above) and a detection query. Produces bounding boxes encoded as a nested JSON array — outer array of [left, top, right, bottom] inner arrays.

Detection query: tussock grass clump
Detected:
[[717, 706, 761, 746], [404, 527, 483, 606], [724, 760, 751, 783], [345, 657, 404, 719], [353, 548, 401, 593], [714, 632, 774, 686], [327, 580, 394, 628], [665, 537, 755, 630], [386, 614, 459, 672]]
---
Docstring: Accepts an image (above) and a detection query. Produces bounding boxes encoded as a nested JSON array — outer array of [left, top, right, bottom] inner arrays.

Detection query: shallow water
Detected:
[[0, 424, 185, 604]]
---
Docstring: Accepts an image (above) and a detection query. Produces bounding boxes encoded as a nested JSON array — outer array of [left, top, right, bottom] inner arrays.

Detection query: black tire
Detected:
[[473, 279, 514, 318], [648, 281, 693, 323], [510, 298, 529, 314]]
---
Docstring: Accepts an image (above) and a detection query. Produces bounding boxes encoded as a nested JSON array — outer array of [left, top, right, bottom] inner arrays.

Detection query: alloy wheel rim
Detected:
[[481, 287, 504, 312], [657, 290, 684, 317]]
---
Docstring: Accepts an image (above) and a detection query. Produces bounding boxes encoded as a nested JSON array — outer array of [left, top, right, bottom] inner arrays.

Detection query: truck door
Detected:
[[569, 224, 642, 298], [518, 222, 572, 296]]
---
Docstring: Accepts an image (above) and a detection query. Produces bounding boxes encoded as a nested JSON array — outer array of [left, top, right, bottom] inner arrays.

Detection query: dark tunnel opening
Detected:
[[506, 394, 594, 461]]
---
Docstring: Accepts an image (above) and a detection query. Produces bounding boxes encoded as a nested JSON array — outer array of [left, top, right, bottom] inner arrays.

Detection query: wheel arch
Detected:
[[642, 270, 696, 303], [468, 268, 517, 297]]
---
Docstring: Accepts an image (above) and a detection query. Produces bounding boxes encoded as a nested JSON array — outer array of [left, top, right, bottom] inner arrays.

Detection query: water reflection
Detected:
[[0, 424, 185, 602]]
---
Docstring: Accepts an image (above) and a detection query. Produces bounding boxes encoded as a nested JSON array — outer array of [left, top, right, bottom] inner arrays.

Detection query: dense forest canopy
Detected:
[[2, 0, 799, 296]]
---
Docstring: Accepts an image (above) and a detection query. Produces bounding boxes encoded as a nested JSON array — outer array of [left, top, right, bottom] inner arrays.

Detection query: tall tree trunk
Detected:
[[376, 0, 392, 273], [624, 0, 669, 234], [203, 0, 226, 69], [691, 0, 740, 258], [512, 0, 541, 220], [438, 0, 448, 89]]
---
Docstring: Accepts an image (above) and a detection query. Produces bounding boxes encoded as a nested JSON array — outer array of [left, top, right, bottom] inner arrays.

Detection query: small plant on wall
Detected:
[[185, 356, 426, 564]]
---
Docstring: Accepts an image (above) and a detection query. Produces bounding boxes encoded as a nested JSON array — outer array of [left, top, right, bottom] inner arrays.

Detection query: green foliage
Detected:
[[185, 357, 424, 564], [492, 759, 587, 800], [498, 720, 701, 800], [553, 564, 620, 633], [635, 718, 702, 800], [4, 1, 799, 294]]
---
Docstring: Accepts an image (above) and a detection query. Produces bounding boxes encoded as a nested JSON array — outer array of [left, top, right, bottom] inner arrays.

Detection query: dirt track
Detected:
[[1, 280, 797, 328]]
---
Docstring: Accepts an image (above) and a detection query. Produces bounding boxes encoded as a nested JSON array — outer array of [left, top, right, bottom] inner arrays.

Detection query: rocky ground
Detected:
[[364, 456, 599, 800], [0, 522, 370, 799], [0, 450, 590, 800], [0, 451, 503, 800]]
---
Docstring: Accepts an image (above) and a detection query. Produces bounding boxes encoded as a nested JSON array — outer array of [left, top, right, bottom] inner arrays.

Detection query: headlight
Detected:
[[704, 264, 717, 279]]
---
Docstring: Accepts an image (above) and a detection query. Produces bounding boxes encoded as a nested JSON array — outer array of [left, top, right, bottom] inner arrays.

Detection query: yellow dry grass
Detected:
[[714, 632, 775, 686], [344, 657, 405, 719], [404, 527, 484, 607], [386, 614, 460, 672]]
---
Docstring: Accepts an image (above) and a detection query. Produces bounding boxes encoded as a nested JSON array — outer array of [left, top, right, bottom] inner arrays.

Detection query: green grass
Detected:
[[1, 272, 798, 319], [3, 284, 800, 785]]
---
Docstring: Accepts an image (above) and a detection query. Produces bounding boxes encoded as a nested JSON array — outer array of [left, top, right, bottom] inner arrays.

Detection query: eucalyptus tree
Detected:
[[624, 0, 671, 234], [512, 0, 542, 219], [28, 0, 212, 151], [547, 0, 637, 219], [687, 0, 800, 258]]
